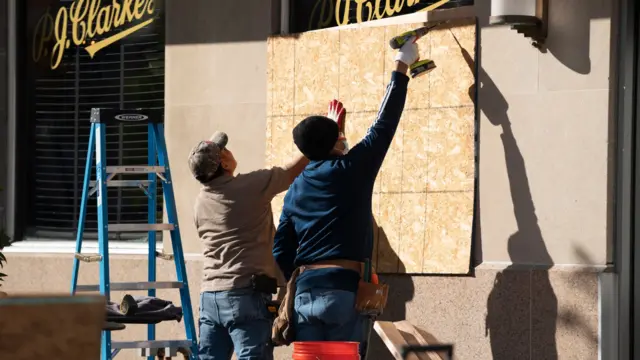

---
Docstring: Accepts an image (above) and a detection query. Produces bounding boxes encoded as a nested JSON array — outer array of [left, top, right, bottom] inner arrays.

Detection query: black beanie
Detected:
[[292, 115, 339, 160]]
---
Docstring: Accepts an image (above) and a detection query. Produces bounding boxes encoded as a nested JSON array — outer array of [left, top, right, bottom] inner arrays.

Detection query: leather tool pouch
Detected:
[[271, 268, 301, 347], [355, 280, 389, 316], [251, 274, 278, 294]]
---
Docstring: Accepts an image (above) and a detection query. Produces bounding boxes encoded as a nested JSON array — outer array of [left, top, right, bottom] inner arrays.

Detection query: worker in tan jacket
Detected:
[[187, 132, 308, 360]]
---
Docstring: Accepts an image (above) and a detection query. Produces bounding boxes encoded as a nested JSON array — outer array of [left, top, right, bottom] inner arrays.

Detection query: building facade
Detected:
[[0, 0, 638, 359]]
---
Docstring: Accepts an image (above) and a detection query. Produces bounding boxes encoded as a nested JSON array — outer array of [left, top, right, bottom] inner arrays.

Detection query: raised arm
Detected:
[[346, 39, 418, 175], [282, 154, 309, 184], [243, 153, 308, 202], [346, 63, 409, 173]]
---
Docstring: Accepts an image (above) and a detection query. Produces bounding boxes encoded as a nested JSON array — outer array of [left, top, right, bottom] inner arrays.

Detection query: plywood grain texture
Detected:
[[268, 36, 296, 117], [272, 193, 285, 225], [424, 192, 474, 273], [270, 116, 295, 165], [294, 31, 340, 115], [266, 18, 477, 274], [427, 107, 475, 192], [401, 109, 430, 192], [339, 27, 386, 113], [377, 121, 405, 193], [0, 295, 105, 360], [265, 115, 273, 167]]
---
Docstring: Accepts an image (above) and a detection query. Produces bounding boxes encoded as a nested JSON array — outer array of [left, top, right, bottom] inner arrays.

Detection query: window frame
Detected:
[[6, 0, 167, 253], [287, 0, 476, 33]]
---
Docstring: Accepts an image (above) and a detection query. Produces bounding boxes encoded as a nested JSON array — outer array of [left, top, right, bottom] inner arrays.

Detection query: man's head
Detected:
[[188, 131, 237, 184], [293, 115, 346, 160]]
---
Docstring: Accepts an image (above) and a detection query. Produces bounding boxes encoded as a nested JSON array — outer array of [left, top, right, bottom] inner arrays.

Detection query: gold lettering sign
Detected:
[[33, 0, 156, 70], [309, 0, 450, 30]]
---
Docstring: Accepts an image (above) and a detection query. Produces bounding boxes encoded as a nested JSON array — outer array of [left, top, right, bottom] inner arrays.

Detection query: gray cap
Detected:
[[188, 131, 229, 183], [210, 131, 228, 149]]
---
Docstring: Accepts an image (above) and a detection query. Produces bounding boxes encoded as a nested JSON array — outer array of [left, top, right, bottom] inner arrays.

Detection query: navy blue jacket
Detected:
[[272, 71, 409, 293]]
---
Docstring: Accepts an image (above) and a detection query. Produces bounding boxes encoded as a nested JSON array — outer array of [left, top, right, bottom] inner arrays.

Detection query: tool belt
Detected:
[[302, 259, 389, 315], [270, 259, 389, 346], [251, 273, 278, 294]]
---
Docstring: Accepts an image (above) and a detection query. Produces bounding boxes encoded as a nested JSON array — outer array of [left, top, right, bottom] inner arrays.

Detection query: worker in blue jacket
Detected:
[[272, 38, 420, 353]]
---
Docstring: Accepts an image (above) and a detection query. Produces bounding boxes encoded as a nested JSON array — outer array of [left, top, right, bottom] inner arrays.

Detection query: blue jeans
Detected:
[[198, 288, 273, 360], [293, 288, 368, 355]]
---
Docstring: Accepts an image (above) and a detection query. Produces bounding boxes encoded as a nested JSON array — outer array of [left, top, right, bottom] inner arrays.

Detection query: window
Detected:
[[23, 0, 165, 241], [290, 0, 475, 33]]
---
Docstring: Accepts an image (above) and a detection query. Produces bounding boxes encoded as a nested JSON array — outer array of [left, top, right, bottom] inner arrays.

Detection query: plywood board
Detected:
[[0, 294, 105, 359], [267, 18, 477, 274], [374, 320, 449, 360]]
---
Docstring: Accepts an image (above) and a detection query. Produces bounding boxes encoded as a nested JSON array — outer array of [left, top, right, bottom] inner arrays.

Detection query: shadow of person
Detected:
[[365, 218, 416, 360], [485, 123, 558, 359], [448, 31, 558, 358]]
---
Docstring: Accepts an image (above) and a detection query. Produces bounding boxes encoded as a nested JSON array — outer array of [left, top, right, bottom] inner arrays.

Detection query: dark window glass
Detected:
[[24, 0, 165, 241], [291, 0, 475, 33]]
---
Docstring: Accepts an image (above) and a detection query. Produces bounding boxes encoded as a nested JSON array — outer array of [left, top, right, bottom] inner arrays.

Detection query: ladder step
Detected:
[[75, 253, 102, 262], [109, 223, 174, 232], [75, 281, 184, 292], [139, 347, 186, 357], [112, 339, 192, 350], [90, 180, 152, 187], [106, 166, 166, 174]]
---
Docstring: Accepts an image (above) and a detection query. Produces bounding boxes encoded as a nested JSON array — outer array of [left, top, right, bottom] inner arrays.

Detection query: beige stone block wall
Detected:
[[164, 0, 278, 254], [476, 0, 612, 266]]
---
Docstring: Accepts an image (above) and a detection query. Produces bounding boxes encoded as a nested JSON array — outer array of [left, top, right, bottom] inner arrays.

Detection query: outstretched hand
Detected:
[[327, 99, 347, 137], [395, 36, 419, 66]]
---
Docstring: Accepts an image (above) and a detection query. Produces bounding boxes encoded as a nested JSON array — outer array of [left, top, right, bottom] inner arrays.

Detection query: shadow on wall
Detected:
[[366, 218, 415, 360], [557, 246, 600, 345], [476, 0, 611, 75], [481, 72, 558, 358], [455, 27, 559, 357]]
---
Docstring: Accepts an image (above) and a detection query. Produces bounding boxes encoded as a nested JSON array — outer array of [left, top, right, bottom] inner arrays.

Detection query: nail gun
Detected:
[[389, 21, 448, 78], [388, 22, 447, 49]]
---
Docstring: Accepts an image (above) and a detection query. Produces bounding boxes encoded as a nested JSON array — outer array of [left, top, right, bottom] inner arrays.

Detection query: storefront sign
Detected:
[[292, 0, 474, 32], [32, 0, 156, 70]]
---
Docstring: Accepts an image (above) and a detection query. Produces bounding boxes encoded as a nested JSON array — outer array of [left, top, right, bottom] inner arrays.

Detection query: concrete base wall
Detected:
[[0, 254, 599, 359]]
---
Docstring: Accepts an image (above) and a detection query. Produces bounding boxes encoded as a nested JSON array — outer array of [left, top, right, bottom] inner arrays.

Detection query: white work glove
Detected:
[[394, 36, 419, 66]]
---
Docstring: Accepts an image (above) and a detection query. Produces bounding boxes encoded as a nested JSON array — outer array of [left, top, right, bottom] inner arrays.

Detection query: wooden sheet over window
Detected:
[[266, 18, 477, 274]]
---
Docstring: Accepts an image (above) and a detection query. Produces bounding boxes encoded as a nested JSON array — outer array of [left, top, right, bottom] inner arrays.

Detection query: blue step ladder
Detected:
[[70, 108, 198, 360]]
